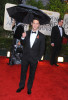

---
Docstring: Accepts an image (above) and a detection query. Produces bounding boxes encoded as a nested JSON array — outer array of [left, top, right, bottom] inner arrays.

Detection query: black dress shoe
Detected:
[[16, 87, 24, 93], [27, 90, 31, 94], [55, 64, 59, 66]]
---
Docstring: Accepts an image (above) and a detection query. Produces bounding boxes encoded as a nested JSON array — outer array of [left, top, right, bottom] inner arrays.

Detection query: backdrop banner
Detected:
[[4, 3, 68, 36], [3, 3, 29, 32], [4, 3, 16, 31], [39, 10, 60, 36], [63, 14, 68, 35]]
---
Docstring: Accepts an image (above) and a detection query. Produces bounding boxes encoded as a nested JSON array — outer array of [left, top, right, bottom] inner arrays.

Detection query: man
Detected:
[[50, 18, 68, 66], [16, 18, 45, 94]]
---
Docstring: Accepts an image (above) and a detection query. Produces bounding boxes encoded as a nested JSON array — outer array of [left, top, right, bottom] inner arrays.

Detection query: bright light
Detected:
[[58, 57, 64, 62], [7, 51, 10, 57], [41, 56, 44, 60]]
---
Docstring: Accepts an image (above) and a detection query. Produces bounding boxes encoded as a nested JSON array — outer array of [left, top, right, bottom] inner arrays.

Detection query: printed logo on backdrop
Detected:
[[4, 3, 29, 32], [4, 3, 16, 31], [39, 10, 60, 36], [63, 14, 68, 35]]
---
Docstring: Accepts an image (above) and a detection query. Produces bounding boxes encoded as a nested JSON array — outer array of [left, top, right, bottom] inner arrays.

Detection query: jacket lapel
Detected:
[[62, 28, 64, 37], [57, 26, 63, 37], [57, 26, 60, 33], [27, 30, 31, 47], [57, 26, 62, 37]]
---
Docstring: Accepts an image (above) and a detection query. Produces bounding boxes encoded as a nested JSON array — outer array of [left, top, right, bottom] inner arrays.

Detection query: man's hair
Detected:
[[32, 17, 40, 23], [58, 18, 63, 23]]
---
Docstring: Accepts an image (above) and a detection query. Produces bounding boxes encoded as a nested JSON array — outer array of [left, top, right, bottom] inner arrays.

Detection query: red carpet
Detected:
[[0, 56, 68, 100]]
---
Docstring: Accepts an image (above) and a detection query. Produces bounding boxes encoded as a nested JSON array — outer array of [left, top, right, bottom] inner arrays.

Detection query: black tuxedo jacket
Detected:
[[51, 25, 68, 46], [21, 30, 45, 61]]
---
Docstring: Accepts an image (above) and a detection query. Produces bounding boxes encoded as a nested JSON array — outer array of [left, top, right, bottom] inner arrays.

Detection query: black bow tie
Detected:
[[32, 31, 36, 34]]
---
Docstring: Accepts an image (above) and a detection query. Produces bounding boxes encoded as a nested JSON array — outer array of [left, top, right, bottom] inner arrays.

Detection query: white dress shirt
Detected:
[[30, 30, 38, 48], [58, 25, 63, 37]]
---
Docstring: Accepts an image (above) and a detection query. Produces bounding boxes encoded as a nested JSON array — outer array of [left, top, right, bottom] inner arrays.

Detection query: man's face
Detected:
[[59, 20, 63, 26], [31, 20, 40, 31]]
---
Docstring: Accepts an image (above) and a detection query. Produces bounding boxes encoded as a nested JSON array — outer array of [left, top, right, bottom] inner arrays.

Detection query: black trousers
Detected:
[[50, 44, 61, 65], [19, 55, 38, 90]]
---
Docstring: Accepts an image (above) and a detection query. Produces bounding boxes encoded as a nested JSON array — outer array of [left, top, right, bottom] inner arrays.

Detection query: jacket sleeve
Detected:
[[51, 27, 55, 43], [38, 35, 45, 61], [20, 31, 29, 46], [20, 38, 26, 46], [20, 33, 27, 46]]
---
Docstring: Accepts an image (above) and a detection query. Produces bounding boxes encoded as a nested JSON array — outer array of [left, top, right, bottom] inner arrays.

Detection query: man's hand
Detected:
[[22, 32, 26, 38], [51, 43, 54, 47], [17, 41, 21, 46]]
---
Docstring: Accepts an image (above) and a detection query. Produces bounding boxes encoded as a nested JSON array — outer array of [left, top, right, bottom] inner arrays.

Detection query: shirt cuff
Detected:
[[21, 37, 25, 40], [51, 43, 54, 44]]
